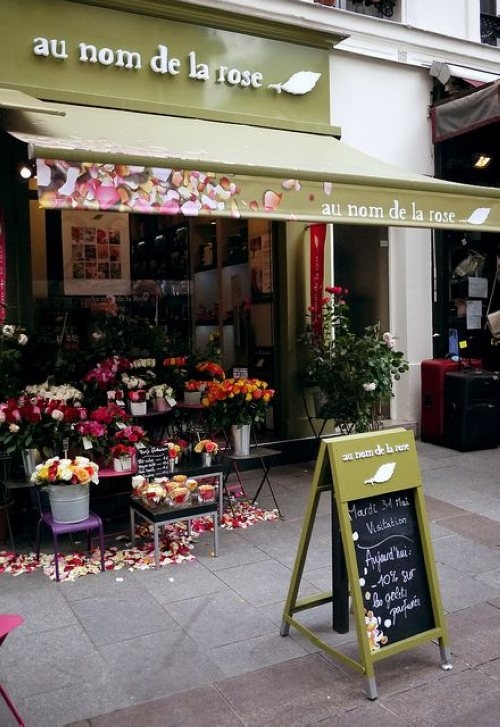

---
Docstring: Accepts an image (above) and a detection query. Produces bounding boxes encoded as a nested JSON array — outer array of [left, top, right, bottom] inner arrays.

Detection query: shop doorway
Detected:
[[333, 224, 390, 334]]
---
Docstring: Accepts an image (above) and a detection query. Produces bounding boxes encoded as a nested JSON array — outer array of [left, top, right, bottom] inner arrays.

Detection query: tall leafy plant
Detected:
[[299, 286, 408, 435]]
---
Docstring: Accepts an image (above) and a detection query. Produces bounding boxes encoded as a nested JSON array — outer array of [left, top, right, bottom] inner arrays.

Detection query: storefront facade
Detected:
[[1, 0, 500, 441]]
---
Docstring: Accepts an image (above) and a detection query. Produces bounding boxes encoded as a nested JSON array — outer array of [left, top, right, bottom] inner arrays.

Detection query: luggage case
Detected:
[[421, 359, 461, 443], [443, 370, 500, 451]]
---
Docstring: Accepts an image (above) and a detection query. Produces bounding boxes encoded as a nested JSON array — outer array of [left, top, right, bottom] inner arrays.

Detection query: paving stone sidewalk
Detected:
[[1, 440, 499, 726]]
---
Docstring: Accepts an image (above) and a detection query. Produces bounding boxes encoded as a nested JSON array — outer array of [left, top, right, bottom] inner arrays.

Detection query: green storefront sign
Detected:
[[0, 0, 333, 133]]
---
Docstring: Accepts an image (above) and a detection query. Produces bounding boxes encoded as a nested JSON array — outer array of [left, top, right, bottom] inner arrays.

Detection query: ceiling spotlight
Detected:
[[473, 154, 492, 169], [18, 160, 36, 179]]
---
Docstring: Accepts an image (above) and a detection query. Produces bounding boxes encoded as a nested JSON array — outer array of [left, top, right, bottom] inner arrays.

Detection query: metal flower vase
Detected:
[[21, 448, 41, 479], [47, 483, 90, 524], [230, 424, 251, 457], [200, 452, 213, 467]]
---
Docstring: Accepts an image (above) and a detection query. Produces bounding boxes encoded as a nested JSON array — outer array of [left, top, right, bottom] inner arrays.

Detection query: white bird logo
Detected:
[[268, 71, 322, 95], [364, 462, 396, 486]]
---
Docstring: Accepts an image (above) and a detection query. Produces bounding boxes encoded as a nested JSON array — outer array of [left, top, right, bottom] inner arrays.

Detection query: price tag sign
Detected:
[[136, 445, 169, 480]]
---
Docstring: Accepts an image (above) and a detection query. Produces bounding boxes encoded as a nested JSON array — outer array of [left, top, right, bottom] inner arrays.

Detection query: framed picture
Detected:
[[61, 210, 131, 295]]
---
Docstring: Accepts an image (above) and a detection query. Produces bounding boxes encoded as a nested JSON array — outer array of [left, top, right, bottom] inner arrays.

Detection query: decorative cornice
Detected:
[[68, 0, 347, 49]]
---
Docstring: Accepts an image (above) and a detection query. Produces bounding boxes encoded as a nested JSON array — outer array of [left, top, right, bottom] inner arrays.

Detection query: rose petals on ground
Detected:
[[0, 504, 278, 580]]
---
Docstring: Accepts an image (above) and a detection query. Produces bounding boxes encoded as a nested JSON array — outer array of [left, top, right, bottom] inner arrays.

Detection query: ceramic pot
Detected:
[[184, 391, 201, 405], [129, 401, 147, 416], [113, 456, 132, 472], [152, 397, 170, 412]]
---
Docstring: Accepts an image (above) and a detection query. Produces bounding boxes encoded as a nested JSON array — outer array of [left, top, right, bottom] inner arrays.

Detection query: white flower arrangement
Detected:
[[2, 324, 28, 346], [148, 383, 175, 399], [131, 358, 156, 369], [120, 373, 148, 391], [24, 382, 84, 403], [30, 456, 99, 486]]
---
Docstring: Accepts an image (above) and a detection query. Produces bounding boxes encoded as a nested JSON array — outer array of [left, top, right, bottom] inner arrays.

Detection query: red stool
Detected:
[[0, 614, 25, 726]]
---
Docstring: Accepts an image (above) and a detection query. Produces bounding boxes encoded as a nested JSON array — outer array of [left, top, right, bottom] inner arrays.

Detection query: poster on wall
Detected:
[[61, 210, 131, 295], [249, 232, 273, 299]]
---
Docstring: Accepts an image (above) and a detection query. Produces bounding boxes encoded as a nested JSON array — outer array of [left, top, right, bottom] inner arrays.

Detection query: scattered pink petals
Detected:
[[263, 190, 282, 212], [0, 504, 278, 581]]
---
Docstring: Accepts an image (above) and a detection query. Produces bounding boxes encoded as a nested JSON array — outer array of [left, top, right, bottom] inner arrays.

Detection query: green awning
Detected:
[[4, 101, 500, 231], [0, 88, 66, 115]]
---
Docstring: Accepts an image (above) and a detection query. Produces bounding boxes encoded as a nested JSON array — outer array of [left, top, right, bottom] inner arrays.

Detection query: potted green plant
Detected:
[[299, 286, 409, 435]]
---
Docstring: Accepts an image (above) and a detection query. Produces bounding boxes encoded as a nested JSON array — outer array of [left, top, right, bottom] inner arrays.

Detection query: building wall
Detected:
[[404, 0, 481, 40], [244, 0, 498, 429]]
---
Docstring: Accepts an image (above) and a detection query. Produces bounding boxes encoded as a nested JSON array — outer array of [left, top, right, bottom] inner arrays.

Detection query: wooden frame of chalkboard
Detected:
[[280, 428, 452, 700]]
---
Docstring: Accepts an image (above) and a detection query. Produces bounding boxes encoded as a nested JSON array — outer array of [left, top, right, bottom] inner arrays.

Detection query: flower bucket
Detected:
[[230, 424, 251, 457], [47, 483, 90, 524], [184, 391, 201, 406], [129, 401, 147, 416], [21, 448, 41, 478], [113, 456, 132, 472], [200, 452, 213, 467]]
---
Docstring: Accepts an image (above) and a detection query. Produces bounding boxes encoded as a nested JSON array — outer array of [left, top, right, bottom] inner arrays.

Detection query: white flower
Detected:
[[149, 383, 174, 399], [382, 332, 392, 342], [8, 423, 20, 433], [363, 382, 377, 392], [132, 475, 146, 489], [385, 338, 395, 349], [2, 325, 15, 338], [122, 373, 146, 390], [51, 409, 64, 422], [17, 333, 28, 346]]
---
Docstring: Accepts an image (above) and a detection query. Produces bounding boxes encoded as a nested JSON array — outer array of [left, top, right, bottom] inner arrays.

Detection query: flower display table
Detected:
[[129, 497, 219, 568], [223, 446, 283, 518]]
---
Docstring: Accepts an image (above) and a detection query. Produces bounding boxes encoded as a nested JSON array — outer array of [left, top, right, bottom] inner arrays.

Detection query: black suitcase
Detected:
[[444, 370, 500, 451]]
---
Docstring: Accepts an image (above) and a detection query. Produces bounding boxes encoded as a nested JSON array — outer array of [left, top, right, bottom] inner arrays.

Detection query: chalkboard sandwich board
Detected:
[[280, 428, 451, 700]]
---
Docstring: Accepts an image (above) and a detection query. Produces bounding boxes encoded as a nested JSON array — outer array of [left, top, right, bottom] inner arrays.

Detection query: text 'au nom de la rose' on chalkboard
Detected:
[[349, 489, 434, 651]]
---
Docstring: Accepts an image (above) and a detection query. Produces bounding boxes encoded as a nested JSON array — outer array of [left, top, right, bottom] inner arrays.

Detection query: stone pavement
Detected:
[[0, 439, 499, 726]]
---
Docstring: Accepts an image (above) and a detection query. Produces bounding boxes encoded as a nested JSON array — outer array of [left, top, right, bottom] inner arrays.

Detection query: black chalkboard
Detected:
[[136, 445, 169, 479], [348, 489, 434, 648]]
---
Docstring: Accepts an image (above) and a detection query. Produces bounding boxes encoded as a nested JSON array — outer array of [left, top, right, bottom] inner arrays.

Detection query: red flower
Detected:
[[128, 389, 147, 402], [114, 425, 146, 446], [90, 404, 130, 425], [110, 443, 135, 459]]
